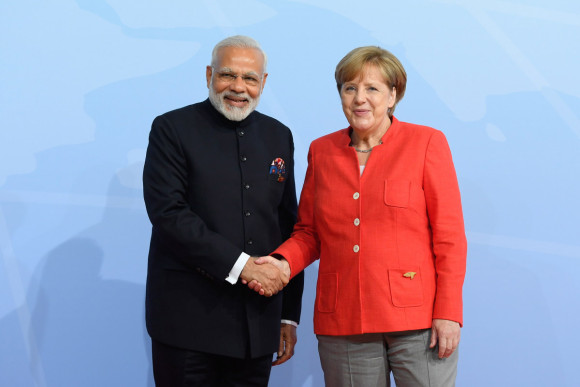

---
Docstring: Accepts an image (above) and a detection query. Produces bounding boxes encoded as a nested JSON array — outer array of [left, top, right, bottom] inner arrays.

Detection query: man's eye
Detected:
[[243, 76, 259, 85], [220, 73, 236, 80]]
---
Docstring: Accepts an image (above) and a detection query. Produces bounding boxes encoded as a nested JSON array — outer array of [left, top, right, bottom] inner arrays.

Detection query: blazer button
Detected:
[[354, 218, 360, 226], [240, 155, 247, 162], [353, 192, 360, 200], [353, 245, 360, 253], [238, 130, 245, 137], [247, 239, 253, 245], [244, 210, 251, 217], [244, 183, 250, 190]]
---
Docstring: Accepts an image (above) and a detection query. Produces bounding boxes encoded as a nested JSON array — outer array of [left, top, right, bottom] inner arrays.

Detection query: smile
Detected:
[[225, 95, 249, 107]]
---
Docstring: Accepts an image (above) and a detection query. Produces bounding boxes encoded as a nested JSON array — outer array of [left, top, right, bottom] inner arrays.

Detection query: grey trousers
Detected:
[[317, 329, 458, 387]]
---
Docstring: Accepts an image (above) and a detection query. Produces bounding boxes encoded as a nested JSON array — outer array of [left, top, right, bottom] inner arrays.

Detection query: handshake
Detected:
[[240, 256, 291, 297]]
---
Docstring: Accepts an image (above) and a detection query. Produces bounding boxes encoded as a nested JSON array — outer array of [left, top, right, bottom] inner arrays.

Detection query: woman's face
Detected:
[[340, 64, 396, 136]]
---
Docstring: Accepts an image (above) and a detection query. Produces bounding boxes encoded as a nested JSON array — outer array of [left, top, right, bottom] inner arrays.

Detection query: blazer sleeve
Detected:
[[143, 115, 241, 280], [423, 130, 467, 326], [273, 144, 321, 278], [278, 132, 304, 323]]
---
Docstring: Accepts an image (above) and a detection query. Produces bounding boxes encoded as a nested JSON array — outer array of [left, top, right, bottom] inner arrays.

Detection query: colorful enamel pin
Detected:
[[403, 272, 417, 279], [269, 158, 286, 182]]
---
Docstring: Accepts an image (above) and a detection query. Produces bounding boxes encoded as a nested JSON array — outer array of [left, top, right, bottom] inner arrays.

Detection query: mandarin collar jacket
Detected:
[[143, 99, 304, 358]]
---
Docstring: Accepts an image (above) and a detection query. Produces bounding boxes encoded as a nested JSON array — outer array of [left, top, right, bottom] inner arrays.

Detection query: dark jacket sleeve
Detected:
[[278, 131, 304, 323], [143, 115, 241, 280]]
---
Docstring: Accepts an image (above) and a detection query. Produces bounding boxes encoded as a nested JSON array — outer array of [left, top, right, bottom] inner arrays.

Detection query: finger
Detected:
[[438, 337, 447, 359], [272, 342, 294, 366], [272, 351, 292, 366], [278, 330, 285, 357], [429, 327, 438, 348], [445, 336, 459, 358], [241, 279, 248, 285]]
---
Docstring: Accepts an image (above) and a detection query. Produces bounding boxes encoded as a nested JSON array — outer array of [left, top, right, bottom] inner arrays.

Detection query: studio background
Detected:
[[1, 0, 578, 386]]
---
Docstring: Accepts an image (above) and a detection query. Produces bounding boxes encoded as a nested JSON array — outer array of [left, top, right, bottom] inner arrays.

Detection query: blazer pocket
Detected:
[[316, 273, 338, 313], [388, 269, 424, 307], [384, 180, 410, 208]]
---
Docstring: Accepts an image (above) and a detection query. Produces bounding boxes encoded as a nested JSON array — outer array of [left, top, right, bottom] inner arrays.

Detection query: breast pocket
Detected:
[[384, 180, 410, 208]]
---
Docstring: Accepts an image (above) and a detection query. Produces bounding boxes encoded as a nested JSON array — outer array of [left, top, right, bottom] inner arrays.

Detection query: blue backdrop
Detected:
[[1, 0, 579, 386]]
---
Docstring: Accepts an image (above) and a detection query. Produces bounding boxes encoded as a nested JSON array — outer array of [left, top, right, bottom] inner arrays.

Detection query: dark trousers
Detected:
[[152, 339, 273, 387]]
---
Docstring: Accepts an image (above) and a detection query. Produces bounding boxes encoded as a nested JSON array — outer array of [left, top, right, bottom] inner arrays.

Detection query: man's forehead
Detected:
[[215, 47, 264, 67]]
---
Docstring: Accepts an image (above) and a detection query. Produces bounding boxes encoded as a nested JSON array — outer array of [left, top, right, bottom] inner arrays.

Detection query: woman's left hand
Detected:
[[430, 319, 461, 359]]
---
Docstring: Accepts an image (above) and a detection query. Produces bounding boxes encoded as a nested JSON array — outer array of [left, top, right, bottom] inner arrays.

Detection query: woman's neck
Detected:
[[350, 119, 391, 150]]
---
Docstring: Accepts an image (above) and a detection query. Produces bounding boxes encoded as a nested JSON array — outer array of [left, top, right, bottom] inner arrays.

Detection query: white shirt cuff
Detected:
[[225, 252, 250, 285], [281, 319, 298, 327]]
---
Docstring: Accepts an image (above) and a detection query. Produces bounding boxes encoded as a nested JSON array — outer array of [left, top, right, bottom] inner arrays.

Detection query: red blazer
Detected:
[[273, 117, 467, 336]]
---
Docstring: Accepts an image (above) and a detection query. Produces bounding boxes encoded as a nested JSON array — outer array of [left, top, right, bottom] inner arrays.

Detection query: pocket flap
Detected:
[[388, 269, 423, 307], [384, 180, 410, 208]]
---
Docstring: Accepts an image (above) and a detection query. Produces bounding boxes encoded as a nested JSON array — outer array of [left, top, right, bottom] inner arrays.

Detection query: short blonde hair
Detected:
[[335, 46, 407, 117]]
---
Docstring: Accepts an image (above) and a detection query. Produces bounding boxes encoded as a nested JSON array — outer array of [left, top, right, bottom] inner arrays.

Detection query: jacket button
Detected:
[[247, 239, 253, 245], [353, 192, 360, 200], [353, 245, 360, 253], [240, 155, 247, 162], [244, 183, 250, 189], [245, 211, 251, 217], [354, 218, 360, 226], [238, 130, 245, 137]]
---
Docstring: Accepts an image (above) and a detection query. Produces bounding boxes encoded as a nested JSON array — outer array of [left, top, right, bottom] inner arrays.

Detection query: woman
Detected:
[[254, 46, 467, 386]]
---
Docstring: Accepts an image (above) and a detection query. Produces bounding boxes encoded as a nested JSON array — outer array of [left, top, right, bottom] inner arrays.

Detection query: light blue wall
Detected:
[[1, 1, 578, 386]]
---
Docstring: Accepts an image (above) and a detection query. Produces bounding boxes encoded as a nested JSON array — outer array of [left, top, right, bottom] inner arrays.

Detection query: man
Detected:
[[143, 35, 304, 386]]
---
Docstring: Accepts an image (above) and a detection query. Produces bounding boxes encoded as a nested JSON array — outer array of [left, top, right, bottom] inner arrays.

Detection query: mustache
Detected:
[[222, 91, 252, 101]]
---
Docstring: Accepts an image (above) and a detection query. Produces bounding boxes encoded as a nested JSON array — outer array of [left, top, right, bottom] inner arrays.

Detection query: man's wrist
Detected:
[[281, 319, 298, 327], [226, 252, 250, 284]]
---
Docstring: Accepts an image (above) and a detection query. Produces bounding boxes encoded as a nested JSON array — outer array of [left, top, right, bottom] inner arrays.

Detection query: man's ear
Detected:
[[206, 66, 213, 88], [260, 73, 268, 93]]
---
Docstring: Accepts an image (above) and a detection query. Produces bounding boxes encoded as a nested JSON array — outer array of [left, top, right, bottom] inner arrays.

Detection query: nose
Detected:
[[229, 76, 246, 92], [353, 89, 365, 104]]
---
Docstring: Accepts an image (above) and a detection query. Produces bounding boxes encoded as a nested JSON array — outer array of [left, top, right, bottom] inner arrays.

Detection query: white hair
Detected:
[[210, 35, 268, 72]]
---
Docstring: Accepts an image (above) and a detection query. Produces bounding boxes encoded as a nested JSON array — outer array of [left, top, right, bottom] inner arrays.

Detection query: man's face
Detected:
[[206, 46, 268, 121]]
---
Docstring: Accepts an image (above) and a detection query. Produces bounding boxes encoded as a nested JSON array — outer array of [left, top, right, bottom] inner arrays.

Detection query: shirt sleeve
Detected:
[[225, 252, 250, 284]]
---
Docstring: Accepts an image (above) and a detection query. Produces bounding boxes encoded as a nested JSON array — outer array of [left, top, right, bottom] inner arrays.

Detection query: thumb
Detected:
[[429, 326, 438, 348], [278, 331, 285, 357], [254, 256, 272, 265]]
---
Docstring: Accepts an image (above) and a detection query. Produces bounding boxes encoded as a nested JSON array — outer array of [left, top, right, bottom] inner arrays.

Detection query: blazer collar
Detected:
[[340, 116, 401, 147]]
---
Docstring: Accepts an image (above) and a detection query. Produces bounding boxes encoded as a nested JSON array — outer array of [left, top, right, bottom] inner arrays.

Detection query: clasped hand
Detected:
[[240, 256, 290, 297]]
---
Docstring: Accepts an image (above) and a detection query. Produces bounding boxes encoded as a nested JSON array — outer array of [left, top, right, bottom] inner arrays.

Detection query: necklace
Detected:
[[352, 140, 382, 153]]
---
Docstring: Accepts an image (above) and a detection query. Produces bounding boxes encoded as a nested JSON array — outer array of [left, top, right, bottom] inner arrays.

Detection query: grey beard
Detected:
[[208, 87, 260, 122]]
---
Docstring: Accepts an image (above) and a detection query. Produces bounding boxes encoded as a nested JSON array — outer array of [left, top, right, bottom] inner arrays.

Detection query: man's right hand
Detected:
[[240, 257, 287, 297], [243, 256, 290, 296]]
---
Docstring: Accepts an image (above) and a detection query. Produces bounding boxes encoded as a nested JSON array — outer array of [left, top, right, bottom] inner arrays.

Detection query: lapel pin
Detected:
[[403, 272, 417, 279]]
